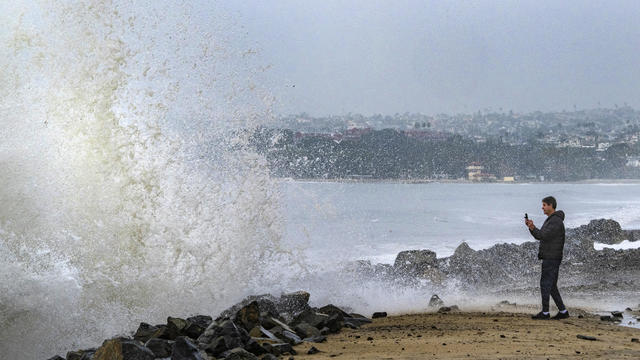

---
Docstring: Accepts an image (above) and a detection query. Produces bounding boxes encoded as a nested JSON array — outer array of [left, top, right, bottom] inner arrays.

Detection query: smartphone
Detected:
[[524, 213, 528, 220]]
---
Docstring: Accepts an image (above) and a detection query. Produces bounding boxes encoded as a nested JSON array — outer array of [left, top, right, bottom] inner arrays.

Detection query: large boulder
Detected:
[[572, 219, 625, 245], [393, 250, 438, 277], [92, 338, 154, 360], [171, 336, 204, 360]]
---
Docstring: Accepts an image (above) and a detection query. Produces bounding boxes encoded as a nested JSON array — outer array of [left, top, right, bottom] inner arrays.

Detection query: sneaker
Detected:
[[552, 311, 570, 320], [531, 311, 550, 320]]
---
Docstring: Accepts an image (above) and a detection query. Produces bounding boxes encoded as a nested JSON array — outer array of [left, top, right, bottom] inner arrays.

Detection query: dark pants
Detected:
[[540, 259, 566, 312]]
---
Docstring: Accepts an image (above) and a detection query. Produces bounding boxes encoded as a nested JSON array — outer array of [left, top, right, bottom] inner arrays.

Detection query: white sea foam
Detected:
[[594, 240, 640, 251], [0, 1, 297, 358]]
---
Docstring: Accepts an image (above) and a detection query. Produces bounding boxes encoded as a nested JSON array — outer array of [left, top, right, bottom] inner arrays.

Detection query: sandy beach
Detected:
[[292, 309, 640, 359]]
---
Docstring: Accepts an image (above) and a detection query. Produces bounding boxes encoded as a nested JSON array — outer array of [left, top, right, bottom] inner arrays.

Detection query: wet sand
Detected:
[[292, 309, 640, 359]]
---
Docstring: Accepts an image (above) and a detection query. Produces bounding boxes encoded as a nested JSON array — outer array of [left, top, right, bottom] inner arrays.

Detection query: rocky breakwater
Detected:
[[47, 291, 372, 360], [349, 219, 640, 293]]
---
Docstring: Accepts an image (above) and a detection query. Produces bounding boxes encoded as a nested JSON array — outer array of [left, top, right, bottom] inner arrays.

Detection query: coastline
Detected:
[[292, 309, 640, 359], [280, 177, 640, 185]]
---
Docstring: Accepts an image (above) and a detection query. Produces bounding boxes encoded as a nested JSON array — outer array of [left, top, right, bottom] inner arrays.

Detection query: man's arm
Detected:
[[530, 217, 562, 241]]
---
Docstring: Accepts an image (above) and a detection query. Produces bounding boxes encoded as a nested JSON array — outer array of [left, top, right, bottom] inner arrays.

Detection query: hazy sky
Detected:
[[223, 0, 640, 116]]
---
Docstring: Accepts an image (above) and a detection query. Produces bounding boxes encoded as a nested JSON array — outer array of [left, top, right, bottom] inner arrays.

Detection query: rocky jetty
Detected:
[[47, 291, 371, 360], [350, 219, 640, 291]]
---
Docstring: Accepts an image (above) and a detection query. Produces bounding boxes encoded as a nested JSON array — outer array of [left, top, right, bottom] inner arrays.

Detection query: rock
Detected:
[[632, 338, 639, 343], [372, 312, 387, 319], [581, 219, 624, 244], [221, 347, 259, 360], [198, 320, 250, 357], [153, 325, 176, 340], [294, 322, 321, 338], [236, 301, 261, 331], [280, 330, 302, 345], [438, 306, 459, 313], [324, 313, 344, 333], [453, 242, 476, 257], [393, 250, 438, 276], [46, 356, 65, 360], [612, 311, 623, 318], [66, 349, 97, 360], [343, 316, 372, 329], [172, 336, 203, 360], [292, 309, 329, 329], [429, 295, 444, 308], [279, 291, 310, 313], [317, 304, 350, 319], [167, 317, 190, 338], [271, 343, 296, 355], [93, 338, 154, 360], [145, 338, 173, 358], [244, 339, 268, 356], [600, 315, 620, 322], [577, 335, 598, 341], [307, 346, 320, 354], [217, 295, 281, 324], [260, 354, 278, 360], [134, 323, 160, 343], [267, 317, 296, 334], [303, 335, 327, 343]]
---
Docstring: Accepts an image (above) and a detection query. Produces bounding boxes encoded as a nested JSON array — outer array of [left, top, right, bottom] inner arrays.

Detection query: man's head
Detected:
[[542, 196, 556, 216]]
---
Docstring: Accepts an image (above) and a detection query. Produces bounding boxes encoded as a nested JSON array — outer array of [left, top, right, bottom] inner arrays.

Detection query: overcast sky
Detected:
[[221, 0, 640, 116]]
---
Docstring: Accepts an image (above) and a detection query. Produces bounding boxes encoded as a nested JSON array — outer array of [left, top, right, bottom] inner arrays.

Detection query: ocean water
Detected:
[[283, 181, 640, 266]]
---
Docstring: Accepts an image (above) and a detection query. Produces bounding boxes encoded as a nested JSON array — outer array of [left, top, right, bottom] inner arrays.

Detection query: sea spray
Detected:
[[0, 1, 295, 358]]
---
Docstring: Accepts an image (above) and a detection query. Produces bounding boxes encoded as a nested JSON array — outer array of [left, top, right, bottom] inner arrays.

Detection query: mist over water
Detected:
[[0, 1, 295, 358]]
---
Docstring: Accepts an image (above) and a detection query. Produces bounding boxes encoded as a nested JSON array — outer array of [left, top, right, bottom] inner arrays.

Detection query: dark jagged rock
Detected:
[[134, 323, 159, 343], [145, 338, 173, 358], [612, 311, 624, 318], [600, 315, 620, 322], [292, 309, 329, 329], [428, 294, 444, 308], [46, 356, 65, 360], [153, 325, 176, 340], [438, 305, 459, 313], [393, 250, 438, 277], [277, 291, 312, 321], [168, 317, 190, 337], [92, 338, 154, 360], [317, 304, 350, 319], [303, 335, 327, 343], [342, 316, 372, 329], [260, 354, 278, 360], [66, 348, 96, 360], [236, 301, 261, 331], [280, 330, 303, 345], [171, 336, 203, 360], [294, 322, 321, 338], [577, 334, 598, 341], [221, 347, 259, 360], [372, 312, 387, 319], [270, 343, 296, 356], [324, 313, 344, 333], [307, 346, 320, 354], [198, 320, 251, 357], [184, 315, 212, 339], [573, 219, 624, 245], [217, 295, 281, 323]]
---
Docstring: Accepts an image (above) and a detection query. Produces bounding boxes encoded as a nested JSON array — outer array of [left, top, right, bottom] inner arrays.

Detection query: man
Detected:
[[525, 196, 569, 320]]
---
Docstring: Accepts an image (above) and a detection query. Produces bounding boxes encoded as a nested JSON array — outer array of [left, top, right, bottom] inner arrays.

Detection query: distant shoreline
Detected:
[[280, 177, 640, 185]]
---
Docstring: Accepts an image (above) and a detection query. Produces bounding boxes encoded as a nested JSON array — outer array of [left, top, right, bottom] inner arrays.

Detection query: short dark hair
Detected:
[[542, 196, 557, 209]]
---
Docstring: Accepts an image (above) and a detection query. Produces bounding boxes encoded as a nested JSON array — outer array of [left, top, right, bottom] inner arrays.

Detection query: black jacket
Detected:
[[529, 210, 565, 260]]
